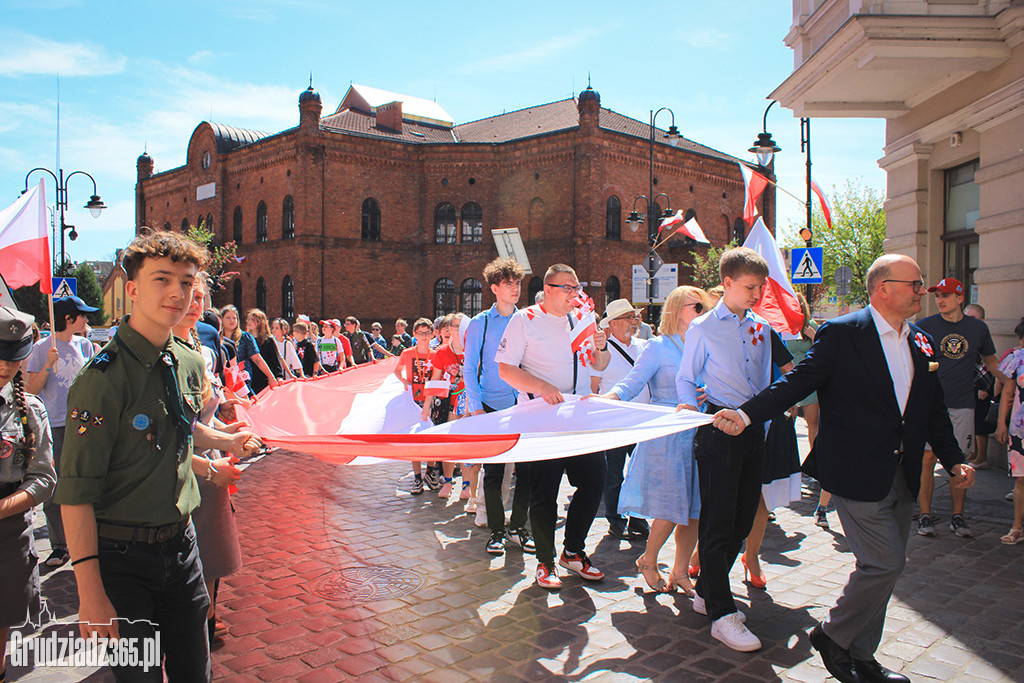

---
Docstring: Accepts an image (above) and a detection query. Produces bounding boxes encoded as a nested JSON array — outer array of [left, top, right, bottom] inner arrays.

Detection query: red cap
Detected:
[[927, 278, 963, 295], [319, 320, 333, 329]]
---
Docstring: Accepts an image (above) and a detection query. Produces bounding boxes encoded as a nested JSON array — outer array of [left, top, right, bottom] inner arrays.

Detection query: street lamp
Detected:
[[627, 107, 680, 322], [23, 167, 106, 272]]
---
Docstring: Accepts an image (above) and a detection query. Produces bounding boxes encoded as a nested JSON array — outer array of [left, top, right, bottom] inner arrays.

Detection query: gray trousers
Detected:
[[42, 426, 66, 550], [824, 467, 914, 659]]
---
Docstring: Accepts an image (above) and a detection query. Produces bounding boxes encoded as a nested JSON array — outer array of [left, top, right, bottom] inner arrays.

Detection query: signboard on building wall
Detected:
[[196, 182, 216, 201]]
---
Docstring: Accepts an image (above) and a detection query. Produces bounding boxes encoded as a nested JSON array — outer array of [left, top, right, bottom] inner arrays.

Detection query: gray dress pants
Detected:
[[824, 467, 914, 659]]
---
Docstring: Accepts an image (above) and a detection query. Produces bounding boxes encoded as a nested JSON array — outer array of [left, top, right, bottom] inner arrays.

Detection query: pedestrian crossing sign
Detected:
[[52, 277, 77, 298], [790, 247, 823, 284]]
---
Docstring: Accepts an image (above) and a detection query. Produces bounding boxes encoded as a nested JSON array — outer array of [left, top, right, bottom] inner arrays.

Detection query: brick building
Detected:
[[135, 83, 771, 324]]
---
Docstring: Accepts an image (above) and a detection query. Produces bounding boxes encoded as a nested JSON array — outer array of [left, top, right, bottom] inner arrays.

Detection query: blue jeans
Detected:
[[98, 522, 211, 682]]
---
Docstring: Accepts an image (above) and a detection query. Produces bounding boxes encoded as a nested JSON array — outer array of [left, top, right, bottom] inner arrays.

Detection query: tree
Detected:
[[785, 180, 886, 308], [73, 262, 106, 325], [689, 240, 738, 290], [187, 220, 240, 294]]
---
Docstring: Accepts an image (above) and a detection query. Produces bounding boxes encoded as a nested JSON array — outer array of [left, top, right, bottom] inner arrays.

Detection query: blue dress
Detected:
[[611, 334, 700, 525]]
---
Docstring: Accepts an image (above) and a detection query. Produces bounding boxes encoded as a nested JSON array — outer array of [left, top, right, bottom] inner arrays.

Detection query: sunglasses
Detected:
[[684, 302, 705, 314]]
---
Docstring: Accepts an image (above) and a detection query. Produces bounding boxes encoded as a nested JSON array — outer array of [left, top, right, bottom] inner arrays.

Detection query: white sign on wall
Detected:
[[196, 182, 216, 202]]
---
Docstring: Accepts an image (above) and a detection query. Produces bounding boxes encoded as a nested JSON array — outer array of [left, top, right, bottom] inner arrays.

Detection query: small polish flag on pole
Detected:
[[739, 164, 770, 227], [742, 217, 804, 336], [569, 292, 597, 367], [810, 180, 832, 231]]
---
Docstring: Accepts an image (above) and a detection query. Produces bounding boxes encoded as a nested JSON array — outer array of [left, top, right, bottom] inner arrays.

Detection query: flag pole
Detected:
[[47, 293, 56, 349]]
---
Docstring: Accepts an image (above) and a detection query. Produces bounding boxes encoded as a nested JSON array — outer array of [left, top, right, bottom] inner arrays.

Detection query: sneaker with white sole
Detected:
[[949, 514, 973, 538], [536, 562, 562, 590], [486, 532, 505, 555], [917, 513, 935, 537], [558, 550, 604, 581], [711, 613, 761, 652], [506, 527, 535, 553], [424, 468, 440, 490], [409, 476, 424, 495], [692, 594, 746, 622], [474, 507, 489, 528], [814, 507, 829, 529]]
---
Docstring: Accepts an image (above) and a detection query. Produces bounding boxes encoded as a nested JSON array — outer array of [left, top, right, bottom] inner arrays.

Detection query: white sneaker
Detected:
[[692, 594, 745, 622], [711, 613, 761, 652], [474, 507, 488, 528]]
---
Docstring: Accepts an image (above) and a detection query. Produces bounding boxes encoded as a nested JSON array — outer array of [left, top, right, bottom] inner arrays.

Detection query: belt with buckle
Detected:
[[97, 517, 190, 544]]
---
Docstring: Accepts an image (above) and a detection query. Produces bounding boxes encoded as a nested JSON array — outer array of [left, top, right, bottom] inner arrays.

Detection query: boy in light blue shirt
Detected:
[[676, 246, 773, 653], [463, 258, 534, 557]]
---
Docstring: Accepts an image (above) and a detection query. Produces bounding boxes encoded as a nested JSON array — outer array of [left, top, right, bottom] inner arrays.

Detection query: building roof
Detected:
[[320, 109, 457, 143], [336, 84, 455, 128], [208, 122, 272, 154]]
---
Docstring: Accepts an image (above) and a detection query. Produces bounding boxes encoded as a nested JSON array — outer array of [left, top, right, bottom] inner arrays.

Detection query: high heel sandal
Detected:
[[635, 555, 668, 592], [665, 571, 696, 597], [741, 554, 767, 589]]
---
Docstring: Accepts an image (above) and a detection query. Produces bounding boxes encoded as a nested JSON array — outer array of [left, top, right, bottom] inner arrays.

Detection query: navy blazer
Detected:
[[741, 308, 963, 502]]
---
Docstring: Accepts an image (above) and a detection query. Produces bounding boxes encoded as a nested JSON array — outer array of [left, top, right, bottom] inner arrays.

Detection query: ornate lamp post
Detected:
[[23, 167, 106, 271]]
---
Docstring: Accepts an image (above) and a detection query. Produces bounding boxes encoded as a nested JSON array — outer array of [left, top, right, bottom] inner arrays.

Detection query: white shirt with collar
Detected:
[[592, 335, 649, 402], [868, 304, 914, 415]]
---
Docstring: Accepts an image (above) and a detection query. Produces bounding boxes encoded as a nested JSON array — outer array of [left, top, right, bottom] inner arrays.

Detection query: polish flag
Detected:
[[810, 180, 832, 231], [742, 218, 804, 336], [0, 181, 52, 294], [740, 164, 770, 227], [569, 292, 597, 366], [658, 211, 710, 244]]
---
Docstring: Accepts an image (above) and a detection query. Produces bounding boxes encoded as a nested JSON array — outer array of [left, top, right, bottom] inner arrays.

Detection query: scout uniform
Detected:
[[53, 314, 211, 682], [0, 306, 56, 629]]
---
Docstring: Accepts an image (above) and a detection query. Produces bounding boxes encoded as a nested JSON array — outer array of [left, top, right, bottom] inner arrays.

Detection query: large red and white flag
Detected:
[[742, 217, 804, 336], [240, 357, 712, 465], [0, 181, 52, 294], [739, 164, 770, 227]]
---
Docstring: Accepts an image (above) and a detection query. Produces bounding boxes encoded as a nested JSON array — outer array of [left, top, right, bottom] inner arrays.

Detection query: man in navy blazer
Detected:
[[713, 254, 974, 683]]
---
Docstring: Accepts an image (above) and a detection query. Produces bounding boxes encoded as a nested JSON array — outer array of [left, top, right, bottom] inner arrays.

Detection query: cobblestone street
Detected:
[[10, 420, 1024, 682]]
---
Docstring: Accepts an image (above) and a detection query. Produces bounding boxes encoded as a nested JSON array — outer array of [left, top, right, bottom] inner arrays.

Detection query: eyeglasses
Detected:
[[882, 279, 925, 293], [544, 282, 583, 294], [684, 302, 704, 314]]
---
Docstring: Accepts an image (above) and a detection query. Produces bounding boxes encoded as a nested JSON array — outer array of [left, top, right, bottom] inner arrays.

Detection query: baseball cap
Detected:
[[927, 278, 963, 295], [53, 296, 98, 320]]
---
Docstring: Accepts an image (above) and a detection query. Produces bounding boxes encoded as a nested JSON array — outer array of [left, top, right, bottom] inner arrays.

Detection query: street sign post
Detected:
[[834, 265, 853, 298], [791, 247, 824, 284], [52, 277, 77, 298]]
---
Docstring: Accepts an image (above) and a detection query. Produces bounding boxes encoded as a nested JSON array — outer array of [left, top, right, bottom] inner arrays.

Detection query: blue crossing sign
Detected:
[[791, 247, 824, 284], [52, 277, 77, 298]]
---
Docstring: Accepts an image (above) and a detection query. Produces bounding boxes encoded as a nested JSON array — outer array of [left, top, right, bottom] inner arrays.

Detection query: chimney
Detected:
[[376, 101, 403, 132]]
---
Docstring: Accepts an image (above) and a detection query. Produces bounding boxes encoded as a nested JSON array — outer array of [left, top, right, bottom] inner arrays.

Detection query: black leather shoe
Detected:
[[853, 658, 909, 682], [627, 517, 650, 540], [809, 624, 861, 683], [608, 519, 631, 540]]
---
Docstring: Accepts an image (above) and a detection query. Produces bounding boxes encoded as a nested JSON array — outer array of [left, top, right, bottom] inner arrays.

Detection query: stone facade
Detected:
[[136, 85, 765, 325]]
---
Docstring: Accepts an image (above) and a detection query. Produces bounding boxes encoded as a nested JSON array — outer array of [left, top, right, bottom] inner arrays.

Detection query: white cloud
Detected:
[[456, 25, 617, 75], [0, 101, 49, 133], [676, 27, 735, 51], [0, 31, 126, 77]]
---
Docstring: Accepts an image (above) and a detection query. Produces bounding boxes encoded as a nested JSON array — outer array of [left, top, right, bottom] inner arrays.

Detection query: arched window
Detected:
[[732, 217, 745, 244], [256, 201, 267, 243], [255, 277, 266, 312], [529, 197, 545, 239], [433, 278, 456, 319], [232, 279, 242, 310], [281, 276, 294, 320], [163, 222, 171, 231], [460, 202, 483, 243], [605, 275, 620, 307], [206, 213, 214, 233], [181, 218, 189, 232], [527, 276, 543, 305], [361, 198, 381, 241], [434, 203, 456, 243], [605, 196, 621, 240], [282, 196, 295, 240], [233, 206, 243, 243], [460, 278, 483, 317]]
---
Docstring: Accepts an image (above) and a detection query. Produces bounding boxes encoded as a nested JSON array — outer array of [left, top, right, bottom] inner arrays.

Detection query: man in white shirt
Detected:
[[496, 264, 610, 589], [590, 299, 649, 540]]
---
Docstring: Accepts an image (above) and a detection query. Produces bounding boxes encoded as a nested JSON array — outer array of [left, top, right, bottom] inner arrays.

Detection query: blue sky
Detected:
[[0, 0, 886, 263]]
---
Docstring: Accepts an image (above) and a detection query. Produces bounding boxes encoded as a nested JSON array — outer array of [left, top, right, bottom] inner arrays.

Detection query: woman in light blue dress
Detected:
[[600, 285, 711, 594]]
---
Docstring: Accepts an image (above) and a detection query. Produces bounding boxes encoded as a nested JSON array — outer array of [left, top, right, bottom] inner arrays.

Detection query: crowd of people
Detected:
[[0, 226, 1022, 681]]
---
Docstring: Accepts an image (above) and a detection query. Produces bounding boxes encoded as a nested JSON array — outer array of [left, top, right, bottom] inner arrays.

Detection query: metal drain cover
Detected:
[[310, 566, 425, 602]]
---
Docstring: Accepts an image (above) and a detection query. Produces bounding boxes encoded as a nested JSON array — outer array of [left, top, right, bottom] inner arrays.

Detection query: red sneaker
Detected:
[[535, 562, 562, 590], [559, 550, 604, 581]]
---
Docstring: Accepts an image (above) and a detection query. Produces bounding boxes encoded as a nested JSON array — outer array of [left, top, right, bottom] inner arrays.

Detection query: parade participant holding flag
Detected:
[[496, 264, 610, 590]]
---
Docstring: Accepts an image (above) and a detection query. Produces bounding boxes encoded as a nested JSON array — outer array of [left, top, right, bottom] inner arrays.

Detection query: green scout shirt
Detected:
[[53, 316, 206, 526]]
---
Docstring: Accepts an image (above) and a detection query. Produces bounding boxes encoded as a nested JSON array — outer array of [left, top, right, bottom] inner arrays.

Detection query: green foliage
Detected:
[[11, 283, 47, 325], [187, 220, 239, 293], [785, 180, 886, 307], [73, 262, 106, 325], [690, 240, 738, 290]]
